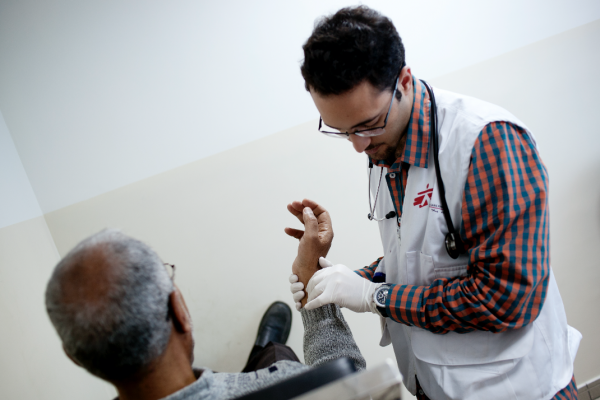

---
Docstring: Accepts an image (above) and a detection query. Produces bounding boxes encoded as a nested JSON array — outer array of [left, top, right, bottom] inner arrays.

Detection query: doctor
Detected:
[[286, 6, 581, 400]]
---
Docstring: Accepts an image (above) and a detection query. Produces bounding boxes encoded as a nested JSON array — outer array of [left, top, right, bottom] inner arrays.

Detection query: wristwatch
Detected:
[[374, 284, 391, 318]]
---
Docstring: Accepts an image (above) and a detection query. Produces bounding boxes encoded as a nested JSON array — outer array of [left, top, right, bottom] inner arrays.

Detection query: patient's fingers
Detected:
[[302, 199, 333, 242], [301, 199, 328, 218], [287, 201, 306, 225], [284, 227, 304, 239]]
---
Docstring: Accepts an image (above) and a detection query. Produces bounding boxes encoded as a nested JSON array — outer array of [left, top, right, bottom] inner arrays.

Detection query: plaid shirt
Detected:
[[356, 78, 551, 335]]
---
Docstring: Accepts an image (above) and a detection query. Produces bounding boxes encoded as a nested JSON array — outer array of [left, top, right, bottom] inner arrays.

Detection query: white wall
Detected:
[[0, 111, 42, 229], [43, 121, 389, 372], [1, 2, 599, 399], [40, 20, 600, 396], [0, 217, 116, 399], [1, 0, 598, 214]]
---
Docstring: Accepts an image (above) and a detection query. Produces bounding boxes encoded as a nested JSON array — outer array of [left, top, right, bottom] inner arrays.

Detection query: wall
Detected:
[[1, 12, 599, 400], [0, 111, 116, 397], [0, 217, 116, 398], [44, 121, 396, 374], [42, 20, 600, 394], [1, 0, 598, 214]]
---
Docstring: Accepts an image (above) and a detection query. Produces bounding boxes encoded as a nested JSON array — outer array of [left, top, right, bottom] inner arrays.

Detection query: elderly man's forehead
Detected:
[[59, 245, 121, 305]]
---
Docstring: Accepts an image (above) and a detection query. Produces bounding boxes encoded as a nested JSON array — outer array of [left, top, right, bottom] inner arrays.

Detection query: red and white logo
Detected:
[[413, 184, 433, 208]]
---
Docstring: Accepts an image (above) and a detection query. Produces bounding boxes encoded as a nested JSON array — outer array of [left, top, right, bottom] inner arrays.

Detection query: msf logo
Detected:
[[413, 184, 433, 208]]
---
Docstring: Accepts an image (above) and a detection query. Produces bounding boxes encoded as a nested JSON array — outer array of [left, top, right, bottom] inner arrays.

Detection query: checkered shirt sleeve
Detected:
[[385, 122, 550, 333], [355, 257, 384, 281]]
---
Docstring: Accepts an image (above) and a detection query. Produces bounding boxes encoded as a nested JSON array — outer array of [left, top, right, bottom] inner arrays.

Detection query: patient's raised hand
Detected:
[[285, 199, 333, 306]]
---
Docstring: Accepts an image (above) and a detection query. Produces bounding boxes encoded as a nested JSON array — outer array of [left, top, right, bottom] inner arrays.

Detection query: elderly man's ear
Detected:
[[169, 285, 193, 333]]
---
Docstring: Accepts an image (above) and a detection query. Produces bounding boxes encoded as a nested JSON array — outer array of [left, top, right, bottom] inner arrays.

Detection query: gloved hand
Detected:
[[289, 274, 305, 311], [305, 257, 380, 313], [289, 256, 335, 310]]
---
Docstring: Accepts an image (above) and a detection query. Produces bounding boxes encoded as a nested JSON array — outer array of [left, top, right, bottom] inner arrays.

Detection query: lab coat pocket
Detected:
[[433, 264, 467, 280], [406, 251, 436, 286], [411, 325, 534, 366], [411, 327, 533, 400]]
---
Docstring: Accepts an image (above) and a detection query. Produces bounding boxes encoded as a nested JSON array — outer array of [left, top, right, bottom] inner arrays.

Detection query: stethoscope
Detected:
[[367, 80, 464, 259]]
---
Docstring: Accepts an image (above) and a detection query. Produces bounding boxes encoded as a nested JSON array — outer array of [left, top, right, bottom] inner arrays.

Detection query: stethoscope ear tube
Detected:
[[421, 80, 464, 259]]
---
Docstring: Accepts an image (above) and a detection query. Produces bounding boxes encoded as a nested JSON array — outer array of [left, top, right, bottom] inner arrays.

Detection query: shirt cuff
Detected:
[[386, 284, 425, 327]]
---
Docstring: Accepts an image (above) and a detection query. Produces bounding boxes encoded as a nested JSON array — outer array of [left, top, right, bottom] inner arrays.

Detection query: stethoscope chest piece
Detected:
[[444, 232, 462, 259]]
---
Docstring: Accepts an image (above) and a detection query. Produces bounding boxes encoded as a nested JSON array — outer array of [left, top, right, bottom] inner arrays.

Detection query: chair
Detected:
[[234, 358, 402, 400], [234, 357, 356, 400]]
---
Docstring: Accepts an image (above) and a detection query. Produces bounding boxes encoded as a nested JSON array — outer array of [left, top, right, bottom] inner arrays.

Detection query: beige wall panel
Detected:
[[430, 20, 600, 383], [0, 216, 115, 399], [45, 122, 398, 374]]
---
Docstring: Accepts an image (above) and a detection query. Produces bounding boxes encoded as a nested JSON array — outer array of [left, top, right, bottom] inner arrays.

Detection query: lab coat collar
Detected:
[[370, 77, 431, 171]]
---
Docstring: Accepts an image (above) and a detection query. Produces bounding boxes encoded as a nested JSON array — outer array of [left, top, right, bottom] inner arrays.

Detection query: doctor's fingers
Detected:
[[305, 280, 342, 309], [306, 276, 338, 303], [305, 266, 334, 295], [319, 257, 334, 268], [304, 296, 330, 311], [293, 290, 305, 302], [290, 282, 304, 293], [290, 281, 304, 294]]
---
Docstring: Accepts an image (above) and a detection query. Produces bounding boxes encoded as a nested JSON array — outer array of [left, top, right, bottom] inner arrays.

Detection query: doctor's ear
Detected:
[[399, 66, 413, 93]]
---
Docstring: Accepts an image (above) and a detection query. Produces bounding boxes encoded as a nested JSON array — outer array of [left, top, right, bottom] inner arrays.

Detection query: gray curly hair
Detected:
[[45, 229, 174, 381]]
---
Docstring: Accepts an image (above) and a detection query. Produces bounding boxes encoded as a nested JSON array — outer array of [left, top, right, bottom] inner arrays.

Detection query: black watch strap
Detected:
[[376, 305, 388, 318]]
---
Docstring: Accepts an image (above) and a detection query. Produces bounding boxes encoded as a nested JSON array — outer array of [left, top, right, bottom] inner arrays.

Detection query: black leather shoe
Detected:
[[254, 301, 292, 348]]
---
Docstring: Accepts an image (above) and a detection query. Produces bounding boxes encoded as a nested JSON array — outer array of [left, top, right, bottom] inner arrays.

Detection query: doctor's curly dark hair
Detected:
[[300, 6, 405, 97]]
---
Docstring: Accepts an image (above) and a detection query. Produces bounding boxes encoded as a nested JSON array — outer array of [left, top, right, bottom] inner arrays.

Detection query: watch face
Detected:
[[376, 287, 387, 306]]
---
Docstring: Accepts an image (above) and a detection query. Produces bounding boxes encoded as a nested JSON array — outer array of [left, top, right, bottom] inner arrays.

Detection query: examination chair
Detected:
[[234, 358, 402, 400]]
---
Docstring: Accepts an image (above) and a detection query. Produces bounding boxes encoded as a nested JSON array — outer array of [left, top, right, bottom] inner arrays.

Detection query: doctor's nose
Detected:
[[348, 134, 372, 153]]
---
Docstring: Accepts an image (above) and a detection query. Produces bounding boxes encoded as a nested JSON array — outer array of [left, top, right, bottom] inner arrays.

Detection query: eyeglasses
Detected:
[[163, 263, 176, 281], [318, 75, 400, 139]]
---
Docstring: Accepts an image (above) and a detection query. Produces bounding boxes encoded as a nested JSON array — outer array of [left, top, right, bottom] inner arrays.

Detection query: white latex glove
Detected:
[[305, 257, 380, 313], [289, 274, 305, 311], [289, 256, 335, 311]]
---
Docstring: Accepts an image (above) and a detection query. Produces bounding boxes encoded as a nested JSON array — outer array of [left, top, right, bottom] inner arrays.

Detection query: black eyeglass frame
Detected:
[[318, 74, 401, 139]]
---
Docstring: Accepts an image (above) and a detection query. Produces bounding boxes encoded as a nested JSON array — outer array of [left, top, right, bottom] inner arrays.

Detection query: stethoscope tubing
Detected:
[[367, 80, 464, 258]]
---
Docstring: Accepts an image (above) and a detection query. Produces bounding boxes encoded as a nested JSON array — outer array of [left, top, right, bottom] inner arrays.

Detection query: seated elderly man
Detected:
[[45, 217, 363, 399]]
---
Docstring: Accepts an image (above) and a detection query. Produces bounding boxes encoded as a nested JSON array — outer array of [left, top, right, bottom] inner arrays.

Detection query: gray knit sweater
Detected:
[[159, 304, 365, 400]]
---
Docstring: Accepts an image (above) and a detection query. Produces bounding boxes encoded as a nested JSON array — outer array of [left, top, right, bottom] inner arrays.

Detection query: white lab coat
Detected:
[[371, 86, 581, 399]]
